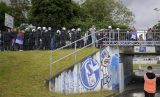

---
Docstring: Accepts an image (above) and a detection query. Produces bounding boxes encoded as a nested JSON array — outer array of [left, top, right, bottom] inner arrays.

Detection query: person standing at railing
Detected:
[[126, 31, 131, 41], [146, 28, 153, 41], [89, 25, 97, 48], [130, 28, 137, 41], [139, 34, 144, 41], [139, 34, 144, 45]]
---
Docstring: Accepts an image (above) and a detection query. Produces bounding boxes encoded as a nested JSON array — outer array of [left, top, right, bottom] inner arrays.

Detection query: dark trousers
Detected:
[[144, 91, 155, 97]]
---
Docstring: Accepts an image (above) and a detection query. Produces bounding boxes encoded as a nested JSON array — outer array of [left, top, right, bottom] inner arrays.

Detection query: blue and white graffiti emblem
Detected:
[[80, 57, 100, 89]]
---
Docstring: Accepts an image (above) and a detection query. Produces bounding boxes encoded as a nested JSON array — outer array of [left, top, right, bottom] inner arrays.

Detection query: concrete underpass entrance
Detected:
[[49, 29, 160, 96], [118, 46, 160, 97]]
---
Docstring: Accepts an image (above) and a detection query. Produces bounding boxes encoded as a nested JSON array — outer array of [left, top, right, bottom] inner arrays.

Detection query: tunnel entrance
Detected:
[[119, 46, 160, 95]]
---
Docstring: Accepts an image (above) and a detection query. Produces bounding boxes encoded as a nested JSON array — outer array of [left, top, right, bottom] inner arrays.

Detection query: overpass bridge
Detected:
[[49, 29, 160, 96]]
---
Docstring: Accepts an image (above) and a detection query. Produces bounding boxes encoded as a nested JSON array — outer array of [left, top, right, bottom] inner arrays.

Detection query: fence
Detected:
[[0, 29, 160, 51]]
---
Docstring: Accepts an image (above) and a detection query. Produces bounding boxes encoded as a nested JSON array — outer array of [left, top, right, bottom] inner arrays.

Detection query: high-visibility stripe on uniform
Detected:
[[144, 73, 156, 93]]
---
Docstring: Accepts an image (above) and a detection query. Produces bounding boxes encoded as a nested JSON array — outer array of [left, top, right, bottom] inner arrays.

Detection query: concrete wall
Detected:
[[120, 54, 133, 85], [50, 46, 120, 94]]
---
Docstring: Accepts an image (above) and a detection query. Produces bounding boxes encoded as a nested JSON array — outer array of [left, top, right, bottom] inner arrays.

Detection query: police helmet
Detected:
[[108, 26, 112, 29], [48, 27, 52, 31], [62, 27, 66, 30], [71, 28, 75, 31], [77, 28, 81, 32]]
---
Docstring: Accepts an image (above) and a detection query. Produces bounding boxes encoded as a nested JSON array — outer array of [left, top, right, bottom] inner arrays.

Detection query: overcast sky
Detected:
[[122, 0, 160, 30]]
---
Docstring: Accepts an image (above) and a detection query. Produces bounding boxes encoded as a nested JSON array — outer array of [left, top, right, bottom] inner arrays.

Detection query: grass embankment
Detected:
[[0, 48, 115, 97]]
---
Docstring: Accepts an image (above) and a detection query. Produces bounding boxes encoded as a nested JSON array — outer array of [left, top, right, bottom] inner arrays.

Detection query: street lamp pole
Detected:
[[154, 8, 160, 32], [154, 8, 160, 23]]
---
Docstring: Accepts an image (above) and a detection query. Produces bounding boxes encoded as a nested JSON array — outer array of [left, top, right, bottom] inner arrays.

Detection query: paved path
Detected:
[[117, 66, 160, 97], [117, 90, 160, 97], [117, 82, 160, 97]]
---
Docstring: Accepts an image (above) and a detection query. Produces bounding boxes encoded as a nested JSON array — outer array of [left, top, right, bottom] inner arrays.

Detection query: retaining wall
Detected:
[[50, 46, 120, 94]]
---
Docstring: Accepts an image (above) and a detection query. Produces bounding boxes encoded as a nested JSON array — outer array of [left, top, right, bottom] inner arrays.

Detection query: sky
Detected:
[[122, 0, 160, 30]]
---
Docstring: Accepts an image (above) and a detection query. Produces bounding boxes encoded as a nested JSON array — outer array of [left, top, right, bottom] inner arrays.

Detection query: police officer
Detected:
[[28, 29, 34, 50], [144, 66, 156, 97], [60, 27, 67, 47], [41, 27, 48, 49], [23, 28, 30, 50], [47, 27, 53, 50], [71, 28, 76, 42], [76, 28, 82, 48], [71, 28, 76, 48], [65, 30, 70, 47], [87, 30, 92, 45], [55, 30, 61, 48], [37, 27, 42, 49]]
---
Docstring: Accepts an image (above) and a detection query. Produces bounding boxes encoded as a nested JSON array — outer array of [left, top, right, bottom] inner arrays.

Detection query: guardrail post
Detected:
[[3, 32, 4, 51], [117, 28, 120, 41], [49, 50, 53, 91], [74, 42, 77, 63]]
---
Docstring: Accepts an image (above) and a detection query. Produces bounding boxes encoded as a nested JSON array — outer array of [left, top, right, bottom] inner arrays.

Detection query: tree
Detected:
[[10, 0, 31, 26], [153, 22, 160, 32], [80, 0, 134, 29], [28, 0, 81, 29], [111, 1, 134, 27], [28, 0, 134, 30], [0, 2, 14, 31]]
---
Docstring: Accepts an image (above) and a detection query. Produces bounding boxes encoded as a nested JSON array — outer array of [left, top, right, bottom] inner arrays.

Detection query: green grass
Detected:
[[0, 48, 116, 97], [133, 64, 160, 69]]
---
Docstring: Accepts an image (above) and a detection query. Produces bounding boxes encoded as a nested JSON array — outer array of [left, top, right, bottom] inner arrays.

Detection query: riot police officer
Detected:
[[70, 28, 76, 48], [76, 28, 82, 48], [60, 27, 67, 47], [55, 30, 61, 48]]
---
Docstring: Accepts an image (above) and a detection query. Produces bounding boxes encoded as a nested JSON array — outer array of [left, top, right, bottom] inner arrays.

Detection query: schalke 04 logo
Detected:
[[80, 57, 100, 90]]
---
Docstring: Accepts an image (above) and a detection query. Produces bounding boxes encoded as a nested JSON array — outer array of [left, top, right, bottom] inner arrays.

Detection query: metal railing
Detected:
[[1, 29, 160, 51], [104, 30, 160, 46]]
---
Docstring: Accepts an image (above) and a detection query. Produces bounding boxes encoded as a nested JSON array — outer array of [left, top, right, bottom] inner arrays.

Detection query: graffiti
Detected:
[[102, 75, 111, 87], [100, 48, 112, 88], [52, 46, 120, 93], [110, 54, 119, 90], [80, 57, 100, 90]]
